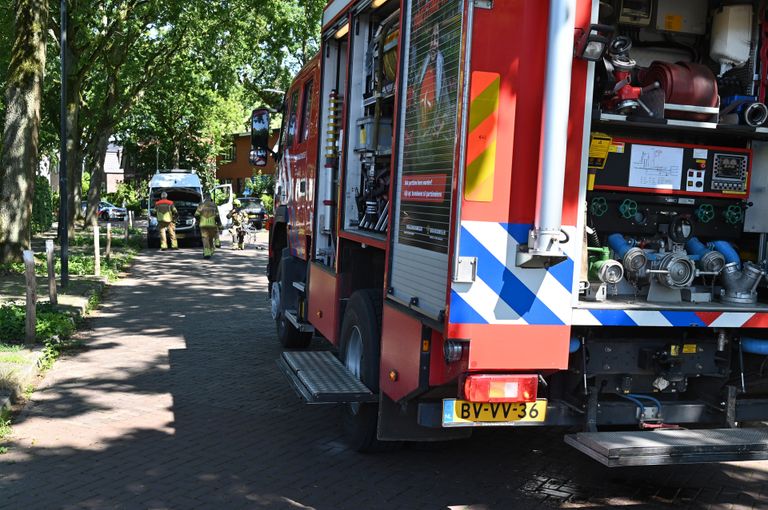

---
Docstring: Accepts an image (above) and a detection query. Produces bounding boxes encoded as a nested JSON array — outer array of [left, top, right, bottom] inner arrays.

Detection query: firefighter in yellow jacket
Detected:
[[227, 199, 248, 250], [195, 197, 219, 259], [155, 192, 178, 250]]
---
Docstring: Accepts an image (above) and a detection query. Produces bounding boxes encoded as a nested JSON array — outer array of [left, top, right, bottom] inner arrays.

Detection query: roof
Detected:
[[149, 171, 202, 189]]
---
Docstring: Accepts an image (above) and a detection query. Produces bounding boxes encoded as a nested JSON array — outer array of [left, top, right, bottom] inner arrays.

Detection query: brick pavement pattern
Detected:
[[2, 234, 768, 509]]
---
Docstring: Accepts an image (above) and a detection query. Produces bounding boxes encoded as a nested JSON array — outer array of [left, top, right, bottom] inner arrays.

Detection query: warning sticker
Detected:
[[683, 344, 697, 354], [609, 142, 625, 154], [665, 15, 683, 32], [589, 134, 612, 169]]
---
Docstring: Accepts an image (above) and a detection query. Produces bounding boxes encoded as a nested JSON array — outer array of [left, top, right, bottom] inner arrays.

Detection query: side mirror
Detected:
[[251, 108, 271, 167]]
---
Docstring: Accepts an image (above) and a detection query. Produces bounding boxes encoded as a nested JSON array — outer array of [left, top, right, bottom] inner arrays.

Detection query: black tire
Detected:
[[147, 236, 160, 249], [100, 211, 109, 221], [272, 259, 312, 349], [338, 289, 386, 452]]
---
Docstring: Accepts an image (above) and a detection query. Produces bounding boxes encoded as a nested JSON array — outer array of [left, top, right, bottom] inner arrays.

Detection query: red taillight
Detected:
[[462, 374, 538, 403]]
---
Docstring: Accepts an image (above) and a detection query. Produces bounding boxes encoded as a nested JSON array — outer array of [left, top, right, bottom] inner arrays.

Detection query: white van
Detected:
[[147, 169, 233, 248]]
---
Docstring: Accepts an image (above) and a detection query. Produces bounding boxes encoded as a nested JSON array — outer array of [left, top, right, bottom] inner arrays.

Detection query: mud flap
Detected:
[[377, 394, 471, 442]]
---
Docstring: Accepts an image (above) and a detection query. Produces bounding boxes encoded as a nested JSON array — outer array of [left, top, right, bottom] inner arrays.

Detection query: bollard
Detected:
[[23, 250, 36, 345], [106, 222, 112, 261], [45, 240, 57, 306], [124, 212, 130, 242], [128, 210, 134, 230], [93, 224, 101, 277]]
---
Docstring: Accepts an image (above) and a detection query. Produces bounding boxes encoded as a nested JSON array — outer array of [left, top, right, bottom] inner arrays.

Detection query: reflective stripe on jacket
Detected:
[[156, 199, 175, 223], [196, 203, 218, 228]]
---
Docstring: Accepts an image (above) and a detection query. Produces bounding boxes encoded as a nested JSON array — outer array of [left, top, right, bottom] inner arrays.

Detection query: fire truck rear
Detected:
[[252, 0, 768, 466]]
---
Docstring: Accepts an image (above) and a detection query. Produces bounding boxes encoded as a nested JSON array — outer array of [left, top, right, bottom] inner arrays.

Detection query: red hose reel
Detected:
[[640, 62, 719, 121]]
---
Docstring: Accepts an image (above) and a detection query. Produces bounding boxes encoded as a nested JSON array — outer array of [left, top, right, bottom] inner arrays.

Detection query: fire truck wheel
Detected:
[[339, 289, 386, 452], [273, 259, 312, 348]]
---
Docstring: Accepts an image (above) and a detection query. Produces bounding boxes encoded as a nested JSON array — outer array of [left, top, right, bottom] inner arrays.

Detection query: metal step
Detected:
[[292, 281, 306, 293], [284, 310, 314, 333], [565, 428, 768, 467], [277, 351, 377, 404]]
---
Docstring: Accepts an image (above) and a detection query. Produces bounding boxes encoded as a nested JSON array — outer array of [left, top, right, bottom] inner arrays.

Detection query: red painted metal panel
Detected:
[[459, 2, 546, 224], [448, 323, 570, 371], [308, 262, 341, 344], [429, 328, 466, 387], [460, 0, 592, 227], [380, 302, 424, 401]]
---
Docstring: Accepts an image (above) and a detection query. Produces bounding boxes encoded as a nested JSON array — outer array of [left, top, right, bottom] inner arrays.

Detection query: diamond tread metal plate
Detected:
[[282, 351, 373, 398], [566, 428, 768, 466]]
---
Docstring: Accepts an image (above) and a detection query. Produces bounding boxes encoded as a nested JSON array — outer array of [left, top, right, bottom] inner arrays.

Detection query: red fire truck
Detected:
[[252, 0, 768, 465]]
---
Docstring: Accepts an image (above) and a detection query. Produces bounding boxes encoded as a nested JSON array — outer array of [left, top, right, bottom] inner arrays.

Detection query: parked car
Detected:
[[239, 197, 268, 229], [80, 201, 127, 221]]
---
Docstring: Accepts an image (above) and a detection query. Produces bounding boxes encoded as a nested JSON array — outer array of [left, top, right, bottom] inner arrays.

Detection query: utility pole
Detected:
[[156, 145, 159, 172], [58, 0, 69, 287]]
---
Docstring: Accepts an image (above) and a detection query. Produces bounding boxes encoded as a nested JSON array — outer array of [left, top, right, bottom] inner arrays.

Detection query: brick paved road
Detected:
[[2, 234, 768, 509]]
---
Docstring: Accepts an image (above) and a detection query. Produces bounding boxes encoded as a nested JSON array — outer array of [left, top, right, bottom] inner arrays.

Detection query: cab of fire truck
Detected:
[[258, 0, 768, 466]]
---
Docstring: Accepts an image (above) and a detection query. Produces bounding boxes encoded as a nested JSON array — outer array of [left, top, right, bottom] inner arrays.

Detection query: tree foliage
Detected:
[[0, 0, 325, 256]]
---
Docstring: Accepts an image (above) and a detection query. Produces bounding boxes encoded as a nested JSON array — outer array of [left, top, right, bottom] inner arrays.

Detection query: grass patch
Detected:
[[0, 344, 23, 353], [0, 230, 140, 280], [0, 352, 28, 364]]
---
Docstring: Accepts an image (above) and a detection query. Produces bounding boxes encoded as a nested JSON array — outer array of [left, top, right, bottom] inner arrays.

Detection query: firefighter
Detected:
[[227, 199, 248, 250], [155, 192, 178, 250], [195, 197, 219, 259]]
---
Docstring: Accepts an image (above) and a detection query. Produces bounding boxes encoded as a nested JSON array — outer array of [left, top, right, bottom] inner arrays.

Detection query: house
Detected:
[[44, 144, 124, 193], [216, 132, 277, 195], [104, 143, 125, 193]]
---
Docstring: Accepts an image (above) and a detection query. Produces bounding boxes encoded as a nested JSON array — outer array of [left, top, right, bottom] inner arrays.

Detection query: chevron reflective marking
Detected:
[[451, 279, 525, 324], [449, 290, 490, 324], [449, 221, 575, 326], [662, 311, 707, 327], [625, 311, 672, 327], [709, 313, 755, 328], [572, 309, 601, 326], [453, 231, 556, 324], [572, 309, 768, 327]]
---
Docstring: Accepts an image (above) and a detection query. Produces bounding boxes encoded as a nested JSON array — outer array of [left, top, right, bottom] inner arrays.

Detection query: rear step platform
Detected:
[[565, 428, 768, 467], [278, 351, 377, 404]]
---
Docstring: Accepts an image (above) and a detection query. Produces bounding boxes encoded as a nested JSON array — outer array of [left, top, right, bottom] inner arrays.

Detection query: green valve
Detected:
[[587, 247, 624, 284], [619, 199, 638, 220], [696, 204, 715, 224], [724, 204, 744, 225], [590, 197, 608, 217]]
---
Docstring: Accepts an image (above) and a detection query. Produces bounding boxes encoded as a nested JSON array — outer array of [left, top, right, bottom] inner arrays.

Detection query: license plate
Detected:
[[442, 399, 547, 427]]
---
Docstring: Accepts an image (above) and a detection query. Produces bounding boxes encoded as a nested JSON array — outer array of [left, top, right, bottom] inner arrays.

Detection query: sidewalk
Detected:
[[0, 225, 140, 410]]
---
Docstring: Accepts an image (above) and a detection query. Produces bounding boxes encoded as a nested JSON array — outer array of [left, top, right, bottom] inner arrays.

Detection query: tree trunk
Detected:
[[85, 132, 110, 226], [65, 85, 82, 237], [172, 141, 181, 168], [0, 0, 48, 263]]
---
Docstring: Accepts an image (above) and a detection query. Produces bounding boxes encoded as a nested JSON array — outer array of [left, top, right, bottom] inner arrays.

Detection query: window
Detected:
[[221, 142, 236, 162], [300, 80, 314, 143], [286, 90, 299, 147]]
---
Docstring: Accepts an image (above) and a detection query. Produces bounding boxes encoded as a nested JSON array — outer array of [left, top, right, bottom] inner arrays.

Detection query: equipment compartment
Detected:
[[581, 1, 768, 309]]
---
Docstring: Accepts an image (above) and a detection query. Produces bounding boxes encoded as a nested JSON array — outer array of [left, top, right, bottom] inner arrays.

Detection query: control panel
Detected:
[[711, 153, 749, 192], [589, 136, 751, 198]]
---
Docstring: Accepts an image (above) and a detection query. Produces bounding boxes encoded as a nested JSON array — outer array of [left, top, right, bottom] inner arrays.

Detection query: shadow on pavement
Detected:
[[1, 240, 767, 509]]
